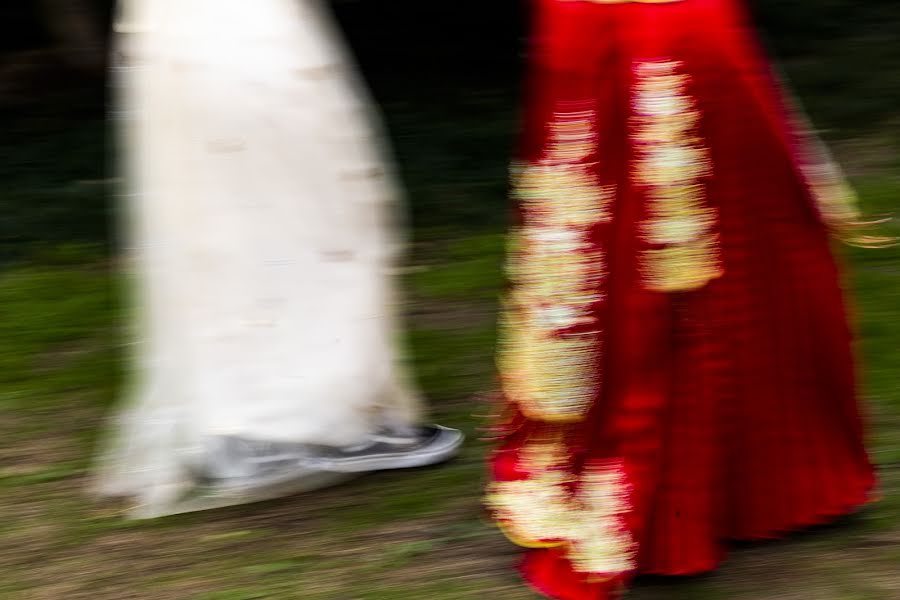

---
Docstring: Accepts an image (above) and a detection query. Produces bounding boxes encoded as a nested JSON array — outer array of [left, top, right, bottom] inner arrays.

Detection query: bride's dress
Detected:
[[98, 0, 445, 517]]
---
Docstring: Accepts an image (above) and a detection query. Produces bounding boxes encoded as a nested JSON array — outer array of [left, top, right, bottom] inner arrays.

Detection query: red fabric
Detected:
[[489, 1, 876, 598]]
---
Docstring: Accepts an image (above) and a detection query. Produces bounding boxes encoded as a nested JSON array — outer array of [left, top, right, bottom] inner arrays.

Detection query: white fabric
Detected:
[[97, 0, 423, 517]]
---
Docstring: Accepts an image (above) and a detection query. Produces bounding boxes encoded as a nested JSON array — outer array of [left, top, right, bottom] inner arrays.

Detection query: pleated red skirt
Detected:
[[486, 1, 877, 598]]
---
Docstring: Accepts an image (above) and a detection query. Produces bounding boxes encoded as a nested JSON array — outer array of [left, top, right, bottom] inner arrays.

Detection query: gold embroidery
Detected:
[[500, 305, 600, 423], [803, 159, 897, 249], [488, 437, 573, 548], [509, 227, 605, 308], [779, 91, 896, 249], [560, 0, 682, 4], [569, 461, 636, 577], [500, 105, 609, 423], [487, 437, 637, 579], [515, 164, 611, 229], [493, 102, 634, 576], [632, 60, 723, 292]]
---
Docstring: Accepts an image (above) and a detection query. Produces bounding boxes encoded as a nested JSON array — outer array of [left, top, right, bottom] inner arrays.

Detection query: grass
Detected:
[[2, 41, 900, 600], [2, 179, 899, 599], [0, 192, 900, 600]]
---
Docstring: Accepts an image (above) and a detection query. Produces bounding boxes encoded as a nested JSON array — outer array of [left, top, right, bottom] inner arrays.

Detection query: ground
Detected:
[[1, 56, 900, 600]]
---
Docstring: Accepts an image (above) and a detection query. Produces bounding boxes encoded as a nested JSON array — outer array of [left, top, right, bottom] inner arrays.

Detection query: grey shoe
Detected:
[[186, 435, 352, 505], [306, 425, 464, 473], [198, 436, 318, 489]]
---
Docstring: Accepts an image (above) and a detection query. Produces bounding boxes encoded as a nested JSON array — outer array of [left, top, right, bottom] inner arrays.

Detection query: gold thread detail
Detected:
[[487, 437, 637, 579], [500, 104, 609, 423], [632, 60, 723, 292]]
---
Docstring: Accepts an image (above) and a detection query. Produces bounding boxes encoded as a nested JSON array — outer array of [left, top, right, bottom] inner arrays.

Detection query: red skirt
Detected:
[[486, 1, 877, 598]]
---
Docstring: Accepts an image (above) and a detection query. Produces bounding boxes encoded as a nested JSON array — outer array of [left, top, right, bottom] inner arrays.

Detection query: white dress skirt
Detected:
[[97, 0, 425, 518]]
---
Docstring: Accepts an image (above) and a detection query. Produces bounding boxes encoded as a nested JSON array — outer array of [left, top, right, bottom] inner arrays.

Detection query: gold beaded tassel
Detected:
[[632, 60, 723, 292]]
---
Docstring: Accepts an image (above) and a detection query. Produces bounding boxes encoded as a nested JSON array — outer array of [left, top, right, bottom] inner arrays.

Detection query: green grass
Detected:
[[2, 60, 900, 599], [2, 181, 899, 598]]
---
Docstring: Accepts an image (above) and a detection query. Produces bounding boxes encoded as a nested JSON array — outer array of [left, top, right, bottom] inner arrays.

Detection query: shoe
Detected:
[[197, 436, 318, 488], [305, 424, 464, 473]]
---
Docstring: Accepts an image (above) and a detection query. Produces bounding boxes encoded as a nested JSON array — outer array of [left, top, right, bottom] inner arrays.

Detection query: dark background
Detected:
[[1, 0, 898, 260]]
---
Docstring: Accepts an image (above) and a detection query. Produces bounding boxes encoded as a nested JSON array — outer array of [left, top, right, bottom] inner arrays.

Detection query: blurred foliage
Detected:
[[0, 0, 898, 260], [0, 101, 109, 263], [1, 1, 898, 65], [0, 1, 113, 52], [751, 0, 900, 54]]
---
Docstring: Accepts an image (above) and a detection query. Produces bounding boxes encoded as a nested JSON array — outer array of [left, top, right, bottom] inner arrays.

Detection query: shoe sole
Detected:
[[309, 429, 465, 474]]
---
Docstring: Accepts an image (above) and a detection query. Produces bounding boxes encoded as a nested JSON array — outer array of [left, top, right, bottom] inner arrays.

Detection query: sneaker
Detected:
[[197, 436, 318, 488], [305, 424, 464, 473]]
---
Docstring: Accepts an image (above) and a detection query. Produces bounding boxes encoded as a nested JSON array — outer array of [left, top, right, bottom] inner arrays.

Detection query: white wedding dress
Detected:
[[97, 0, 443, 518]]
